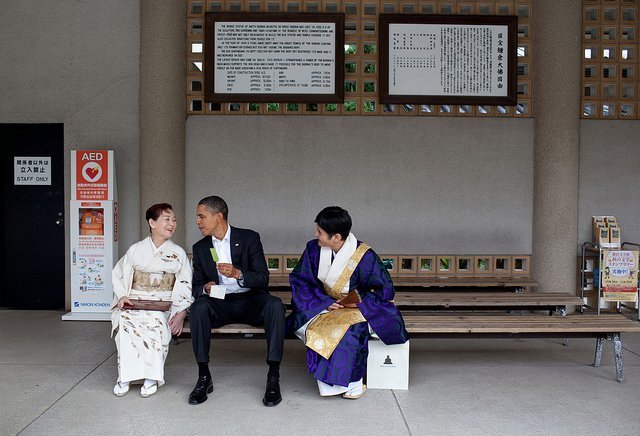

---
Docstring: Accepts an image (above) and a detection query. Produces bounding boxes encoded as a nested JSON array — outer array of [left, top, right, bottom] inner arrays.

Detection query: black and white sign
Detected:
[[14, 156, 51, 185], [380, 15, 517, 105], [205, 13, 344, 103]]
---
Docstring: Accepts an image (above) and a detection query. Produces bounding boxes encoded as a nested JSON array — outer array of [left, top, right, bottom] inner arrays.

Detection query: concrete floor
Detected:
[[1, 310, 640, 436]]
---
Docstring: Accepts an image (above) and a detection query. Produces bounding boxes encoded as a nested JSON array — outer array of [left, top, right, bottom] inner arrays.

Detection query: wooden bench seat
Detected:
[[268, 290, 583, 313], [183, 313, 640, 382], [269, 275, 538, 291]]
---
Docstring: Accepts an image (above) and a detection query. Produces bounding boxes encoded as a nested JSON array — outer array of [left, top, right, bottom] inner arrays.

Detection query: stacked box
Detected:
[[592, 216, 621, 249]]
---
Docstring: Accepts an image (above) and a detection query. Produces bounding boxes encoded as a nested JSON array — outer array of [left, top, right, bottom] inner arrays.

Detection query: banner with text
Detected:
[[602, 250, 639, 302]]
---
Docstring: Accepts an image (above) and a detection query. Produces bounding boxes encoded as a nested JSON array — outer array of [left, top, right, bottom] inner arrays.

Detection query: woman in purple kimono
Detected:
[[288, 206, 409, 398]]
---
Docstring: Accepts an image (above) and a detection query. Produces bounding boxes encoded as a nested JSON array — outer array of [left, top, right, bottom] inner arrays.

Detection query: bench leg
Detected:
[[593, 336, 604, 367], [613, 333, 623, 383]]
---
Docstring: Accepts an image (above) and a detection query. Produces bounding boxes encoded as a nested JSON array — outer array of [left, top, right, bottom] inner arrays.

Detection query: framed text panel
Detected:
[[205, 12, 345, 103], [379, 14, 517, 105]]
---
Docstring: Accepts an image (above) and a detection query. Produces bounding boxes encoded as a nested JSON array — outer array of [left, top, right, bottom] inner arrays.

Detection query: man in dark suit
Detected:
[[188, 196, 285, 406]]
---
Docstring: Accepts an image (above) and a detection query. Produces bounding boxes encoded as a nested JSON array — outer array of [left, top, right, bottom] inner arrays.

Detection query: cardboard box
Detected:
[[367, 340, 409, 390]]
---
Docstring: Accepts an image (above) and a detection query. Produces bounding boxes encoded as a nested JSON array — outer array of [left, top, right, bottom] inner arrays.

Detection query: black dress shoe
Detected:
[[189, 375, 214, 405], [263, 375, 282, 407]]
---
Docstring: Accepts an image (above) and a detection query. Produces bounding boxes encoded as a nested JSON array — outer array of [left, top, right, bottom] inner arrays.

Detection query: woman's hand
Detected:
[[327, 302, 343, 311], [168, 310, 188, 336], [117, 296, 132, 309]]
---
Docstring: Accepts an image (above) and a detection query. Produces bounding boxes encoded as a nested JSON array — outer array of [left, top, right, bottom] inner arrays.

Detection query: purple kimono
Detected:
[[288, 239, 409, 387]]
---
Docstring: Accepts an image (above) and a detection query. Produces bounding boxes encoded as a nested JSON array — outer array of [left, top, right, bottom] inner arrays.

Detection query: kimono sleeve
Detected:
[[170, 248, 193, 319], [289, 241, 335, 328], [357, 252, 409, 345], [112, 246, 133, 303]]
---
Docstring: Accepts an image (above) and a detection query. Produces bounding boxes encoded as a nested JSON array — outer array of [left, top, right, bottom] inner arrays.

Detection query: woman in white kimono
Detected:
[[111, 203, 193, 397]]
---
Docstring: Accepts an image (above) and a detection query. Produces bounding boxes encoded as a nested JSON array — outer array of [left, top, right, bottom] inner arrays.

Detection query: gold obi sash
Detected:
[[305, 243, 370, 359], [131, 270, 176, 294]]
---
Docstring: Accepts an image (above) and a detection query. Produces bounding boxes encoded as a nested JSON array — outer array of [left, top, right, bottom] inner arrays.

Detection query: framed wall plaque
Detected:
[[379, 14, 517, 105], [205, 12, 344, 103]]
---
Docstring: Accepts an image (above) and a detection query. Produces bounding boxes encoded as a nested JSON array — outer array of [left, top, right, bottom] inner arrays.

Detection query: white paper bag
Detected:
[[367, 340, 409, 390]]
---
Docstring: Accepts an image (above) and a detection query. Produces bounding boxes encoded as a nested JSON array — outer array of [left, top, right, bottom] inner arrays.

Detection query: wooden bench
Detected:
[[183, 313, 640, 382], [269, 275, 538, 292], [403, 314, 640, 383], [267, 290, 583, 315]]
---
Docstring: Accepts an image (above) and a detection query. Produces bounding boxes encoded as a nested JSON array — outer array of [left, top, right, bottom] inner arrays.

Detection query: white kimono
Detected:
[[111, 237, 193, 385]]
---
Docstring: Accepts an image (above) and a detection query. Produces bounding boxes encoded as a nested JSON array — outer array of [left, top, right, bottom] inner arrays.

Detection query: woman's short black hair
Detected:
[[145, 203, 173, 232], [315, 206, 351, 241]]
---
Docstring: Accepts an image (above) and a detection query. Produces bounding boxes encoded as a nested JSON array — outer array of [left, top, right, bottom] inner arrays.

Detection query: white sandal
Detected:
[[343, 384, 367, 400], [140, 380, 158, 398], [113, 381, 130, 397]]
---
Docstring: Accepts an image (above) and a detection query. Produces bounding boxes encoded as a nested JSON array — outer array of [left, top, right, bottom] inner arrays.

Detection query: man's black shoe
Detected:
[[188, 375, 213, 405], [263, 375, 282, 407]]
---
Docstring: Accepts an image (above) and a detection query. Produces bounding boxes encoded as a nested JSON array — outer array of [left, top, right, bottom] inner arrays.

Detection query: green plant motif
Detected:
[[248, 103, 260, 111], [306, 103, 318, 112], [267, 103, 280, 111], [477, 258, 487, 271], [345, 62, 357, 73], [364, 81, 375, 92], [440, 258, 450, 270], [286, 103, 299, 112], [363, 101, 375, 112], [345, 81, 357, 92], [364, 63, 376, 73], [325, 103, 338, 112], [421, 258, 432, 271], [267, 258, 280, 269], [344, 44, 357, 55], [286, 257, 299, 269], [344, 100, 357, 112], [363, 43, 376, 54]]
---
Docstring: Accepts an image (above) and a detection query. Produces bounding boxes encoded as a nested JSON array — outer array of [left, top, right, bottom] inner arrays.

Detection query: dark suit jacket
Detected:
[[192, 226, 269, 299]]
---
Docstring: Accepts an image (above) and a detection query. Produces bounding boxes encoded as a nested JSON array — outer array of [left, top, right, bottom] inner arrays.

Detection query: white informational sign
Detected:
[[388, 23, 509, 96], [63, 150, 118, 321], [214, 21, 336, 94], [68, 200, 117, 315], [14, 156, 51, 185]]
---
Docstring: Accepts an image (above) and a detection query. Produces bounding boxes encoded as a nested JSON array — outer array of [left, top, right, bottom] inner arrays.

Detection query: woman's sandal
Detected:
[[140, 381, 158, 398], [113, 382, 130, 397]]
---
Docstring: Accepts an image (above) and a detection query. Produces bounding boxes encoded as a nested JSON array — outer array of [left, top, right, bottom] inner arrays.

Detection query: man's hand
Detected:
[[327, 302, 344, 311], [168, 309, 187, 336], [217, 263, 241, 279], [204, 281, 217, 295], [117, 296, 132, 309]]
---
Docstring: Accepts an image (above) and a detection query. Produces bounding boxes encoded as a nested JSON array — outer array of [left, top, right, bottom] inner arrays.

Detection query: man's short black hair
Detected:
[[315, 206, 352, 241], [198, 196, 228, 220]]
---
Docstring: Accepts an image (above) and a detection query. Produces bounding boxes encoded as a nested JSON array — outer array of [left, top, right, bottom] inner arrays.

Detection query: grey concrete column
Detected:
[[139, 1, 186, 246], [532, 1, 582, 296]]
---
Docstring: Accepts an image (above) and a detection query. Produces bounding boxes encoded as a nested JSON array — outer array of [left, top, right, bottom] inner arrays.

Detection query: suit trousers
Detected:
[[190, 290, 286, 364]]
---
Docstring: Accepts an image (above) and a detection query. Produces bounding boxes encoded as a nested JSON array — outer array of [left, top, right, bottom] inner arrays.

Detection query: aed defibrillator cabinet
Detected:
[[63, 150, 118, 321]]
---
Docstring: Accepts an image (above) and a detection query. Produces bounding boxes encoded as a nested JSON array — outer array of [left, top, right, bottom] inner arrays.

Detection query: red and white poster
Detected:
[[71, 150, 113, 201]]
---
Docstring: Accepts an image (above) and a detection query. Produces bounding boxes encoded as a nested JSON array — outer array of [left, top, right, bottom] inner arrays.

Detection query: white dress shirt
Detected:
[[212, 224, 249, 294]]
